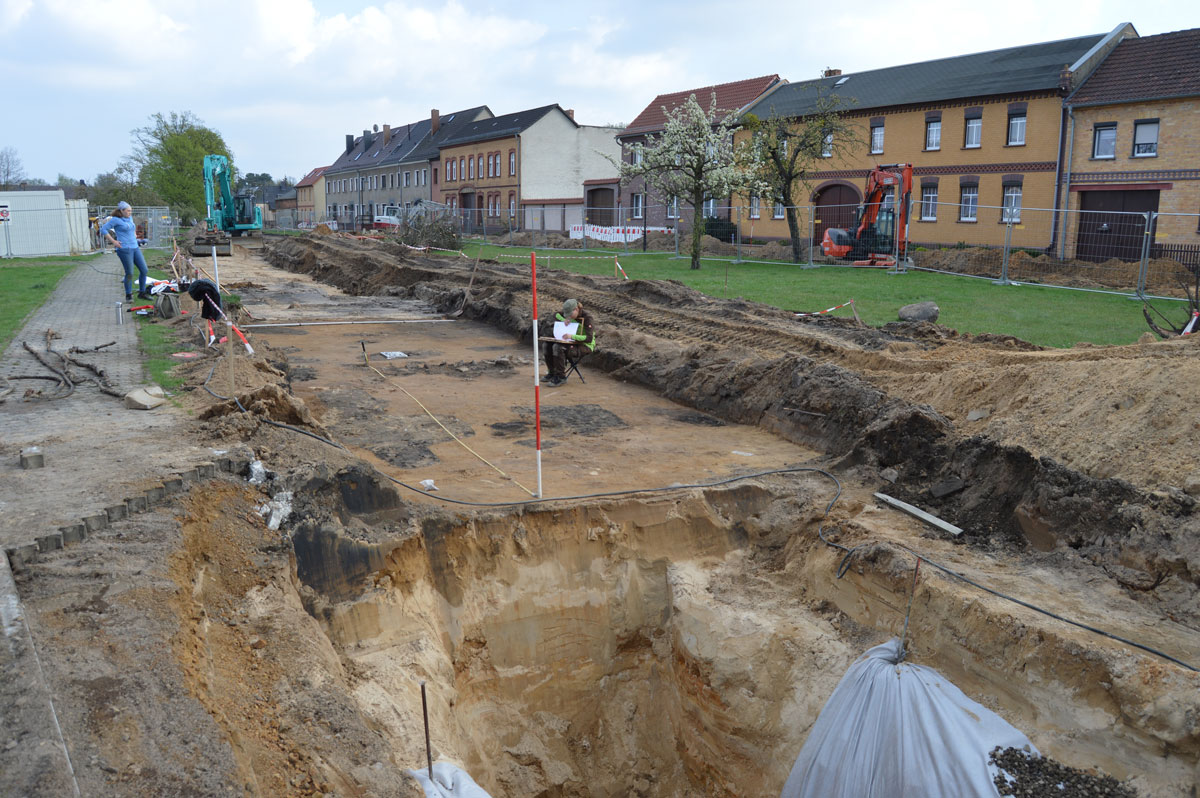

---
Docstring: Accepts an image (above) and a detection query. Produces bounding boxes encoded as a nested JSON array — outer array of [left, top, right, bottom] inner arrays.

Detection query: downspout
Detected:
[[1059, 106, 1075, 259], [515, 134, 522, 231]]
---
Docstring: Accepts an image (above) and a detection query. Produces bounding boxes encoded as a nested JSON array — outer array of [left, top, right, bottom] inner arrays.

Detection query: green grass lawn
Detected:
[[459, 241, 1152, 348], [0, 254, 92, 352]]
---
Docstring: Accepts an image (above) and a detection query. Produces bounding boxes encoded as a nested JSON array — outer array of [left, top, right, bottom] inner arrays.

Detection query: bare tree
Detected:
[[745, 91, 859, 263], [617, 93, 764, 270], [0, 146, 29, 189]]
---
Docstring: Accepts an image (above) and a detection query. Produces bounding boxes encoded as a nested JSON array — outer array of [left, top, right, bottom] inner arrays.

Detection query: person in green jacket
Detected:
[[542, 298, 595, 386]]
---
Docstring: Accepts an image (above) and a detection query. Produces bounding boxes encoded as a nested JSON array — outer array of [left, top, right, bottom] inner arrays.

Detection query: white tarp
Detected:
[[568, 223, 669, 243], [780, 638, 1035, 798]]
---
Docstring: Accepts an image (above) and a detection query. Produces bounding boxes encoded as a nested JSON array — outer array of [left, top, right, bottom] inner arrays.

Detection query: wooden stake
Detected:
[[420, 681, 433, 779]]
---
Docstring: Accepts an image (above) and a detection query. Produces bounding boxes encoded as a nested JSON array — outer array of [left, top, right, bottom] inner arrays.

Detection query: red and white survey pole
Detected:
[[530, 251, 543, 497]]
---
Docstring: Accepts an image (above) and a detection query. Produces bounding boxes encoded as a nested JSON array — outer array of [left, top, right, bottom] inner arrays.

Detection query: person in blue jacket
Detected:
[[99, 201, 149, 301]]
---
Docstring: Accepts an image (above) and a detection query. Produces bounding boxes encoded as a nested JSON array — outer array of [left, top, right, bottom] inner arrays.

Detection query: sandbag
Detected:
[[407, 762, 492, 798], [780, 638, 1034, 798]]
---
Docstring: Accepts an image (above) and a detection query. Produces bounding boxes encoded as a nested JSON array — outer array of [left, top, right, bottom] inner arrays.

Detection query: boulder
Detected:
[[899, 301, 939, 322]]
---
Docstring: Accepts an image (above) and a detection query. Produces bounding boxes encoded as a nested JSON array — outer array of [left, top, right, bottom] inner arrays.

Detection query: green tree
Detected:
[[131, 112, 234, 223], [616, 93, 763, 270], [239, 172, 275, 190], [746, 90, 859, 263]]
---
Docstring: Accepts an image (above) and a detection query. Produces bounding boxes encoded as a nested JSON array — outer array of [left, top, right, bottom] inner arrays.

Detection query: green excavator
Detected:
[[191, 154, 263, 256]]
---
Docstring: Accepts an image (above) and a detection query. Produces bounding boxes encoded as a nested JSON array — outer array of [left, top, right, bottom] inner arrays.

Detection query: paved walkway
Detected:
[[0, 253, 215, 550]]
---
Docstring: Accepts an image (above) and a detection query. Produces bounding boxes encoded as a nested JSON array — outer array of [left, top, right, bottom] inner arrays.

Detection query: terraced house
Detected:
[[1062, 27, 1200, 271], [324, 107, 492, 229], [736, 24, 1137, 252], [436, 104, 622, 233]]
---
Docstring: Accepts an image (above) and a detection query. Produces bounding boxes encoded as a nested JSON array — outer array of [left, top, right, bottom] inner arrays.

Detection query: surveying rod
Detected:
[[530, 251, 542, 498]]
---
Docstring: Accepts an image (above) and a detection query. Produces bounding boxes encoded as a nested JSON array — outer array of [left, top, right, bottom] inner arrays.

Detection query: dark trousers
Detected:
[[116, 247, 148, 296], [544, 341, 584, 378]]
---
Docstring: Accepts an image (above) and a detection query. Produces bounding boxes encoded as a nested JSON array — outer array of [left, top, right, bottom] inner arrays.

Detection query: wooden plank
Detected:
[[873, 492, 963, 536]]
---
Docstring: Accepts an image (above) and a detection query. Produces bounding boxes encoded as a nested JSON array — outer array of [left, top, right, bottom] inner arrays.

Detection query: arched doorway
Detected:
[[813, 183, 861, 244], [586, 187, 616, 227]]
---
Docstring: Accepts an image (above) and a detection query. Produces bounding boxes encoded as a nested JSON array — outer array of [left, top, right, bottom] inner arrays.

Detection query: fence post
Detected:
[[994, 222, 1014, 285], [736, 205, 742, 263], [1136, 211, 1154, 297], [582, 205, 588, 252], [808, 206, 815, 266]]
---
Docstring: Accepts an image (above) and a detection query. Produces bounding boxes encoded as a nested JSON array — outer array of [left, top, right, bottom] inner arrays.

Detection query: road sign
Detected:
[[0, 204, 9, 223]]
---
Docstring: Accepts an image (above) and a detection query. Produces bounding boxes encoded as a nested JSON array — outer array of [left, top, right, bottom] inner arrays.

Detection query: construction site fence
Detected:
[[276, 201, 1200, 299], [0, 204, 178, 258]]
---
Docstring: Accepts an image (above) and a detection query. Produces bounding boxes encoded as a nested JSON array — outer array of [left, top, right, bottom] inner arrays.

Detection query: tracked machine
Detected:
[[820, 163, 913, 268], [191, 154, 263, 256]]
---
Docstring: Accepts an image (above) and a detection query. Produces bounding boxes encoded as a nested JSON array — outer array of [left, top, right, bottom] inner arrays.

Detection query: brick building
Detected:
[[1062, 27, 1200, 266], [617, 75, 782, 229], [737, 25, 1135, 252]]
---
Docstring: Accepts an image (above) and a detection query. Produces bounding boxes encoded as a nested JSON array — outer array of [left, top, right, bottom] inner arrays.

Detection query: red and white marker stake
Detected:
[[530, 252, 543, 498], [614, 257, 629, 280]]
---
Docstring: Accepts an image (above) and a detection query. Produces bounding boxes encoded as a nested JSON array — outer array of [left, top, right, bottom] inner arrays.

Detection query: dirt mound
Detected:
[[313, 223, 333, 235]]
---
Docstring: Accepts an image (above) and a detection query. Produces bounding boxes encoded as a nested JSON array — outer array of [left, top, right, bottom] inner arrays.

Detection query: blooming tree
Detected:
[[619, 93, 764, 270]]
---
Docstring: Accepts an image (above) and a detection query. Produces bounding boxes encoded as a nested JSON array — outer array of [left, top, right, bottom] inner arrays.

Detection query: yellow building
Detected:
[[295, 166, 328, 227], [737, 25, 1136, 254], [1063, 28, 1200, 275]]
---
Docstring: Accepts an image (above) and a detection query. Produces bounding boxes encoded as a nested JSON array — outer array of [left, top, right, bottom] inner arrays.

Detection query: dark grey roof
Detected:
[[745, 33, 1107, 119], [438, 104, 564, 147], [405, 106, 494, 162]]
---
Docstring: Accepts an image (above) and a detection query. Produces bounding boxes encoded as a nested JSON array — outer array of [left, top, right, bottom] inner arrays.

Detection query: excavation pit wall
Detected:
[[285, 470, 1199, 797]]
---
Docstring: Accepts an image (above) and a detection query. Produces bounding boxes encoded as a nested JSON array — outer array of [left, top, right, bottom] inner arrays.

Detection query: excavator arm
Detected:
[[821, 163, 913, 266]]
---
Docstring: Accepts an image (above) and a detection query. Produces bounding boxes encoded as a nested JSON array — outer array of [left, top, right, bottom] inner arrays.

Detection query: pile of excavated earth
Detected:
[[4, 232, 1199, 797]]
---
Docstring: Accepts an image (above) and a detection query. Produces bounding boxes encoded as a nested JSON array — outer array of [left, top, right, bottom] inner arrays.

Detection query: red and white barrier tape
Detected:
[[795, 299, 855, 317]]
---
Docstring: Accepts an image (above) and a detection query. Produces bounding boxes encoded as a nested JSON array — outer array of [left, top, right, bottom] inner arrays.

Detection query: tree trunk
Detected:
[[690, 189, 705, 270], [783, 186, 802, 264]]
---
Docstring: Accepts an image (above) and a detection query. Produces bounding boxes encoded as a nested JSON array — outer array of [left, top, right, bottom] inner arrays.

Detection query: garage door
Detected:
[[1076, 190, 1158, 263]]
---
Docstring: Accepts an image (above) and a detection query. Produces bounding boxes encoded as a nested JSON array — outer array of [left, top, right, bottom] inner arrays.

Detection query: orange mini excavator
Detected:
[[820, 163, 913, 267]]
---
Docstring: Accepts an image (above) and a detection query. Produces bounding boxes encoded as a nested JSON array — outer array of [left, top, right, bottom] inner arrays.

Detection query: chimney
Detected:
[[565, 108, 575, 120], [822, 68, 842, 78], [362, 129, 373, 150], [431, 109, 440, 134], [383, 124, 391, 144], [345, 134, 354, 153]]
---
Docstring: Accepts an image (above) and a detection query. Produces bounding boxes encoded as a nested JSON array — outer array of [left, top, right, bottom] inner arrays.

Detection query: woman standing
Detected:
[[99, 201, 148, 301]]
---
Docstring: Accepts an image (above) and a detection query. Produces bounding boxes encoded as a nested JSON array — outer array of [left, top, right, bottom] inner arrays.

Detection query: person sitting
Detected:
[[542, 298, 595, 386]]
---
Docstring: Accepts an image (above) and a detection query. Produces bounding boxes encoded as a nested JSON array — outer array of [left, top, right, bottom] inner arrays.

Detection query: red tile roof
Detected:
[[295, 165, 330, 188], [622, 75, 782, 136], [1070, 28, 1200, 106]]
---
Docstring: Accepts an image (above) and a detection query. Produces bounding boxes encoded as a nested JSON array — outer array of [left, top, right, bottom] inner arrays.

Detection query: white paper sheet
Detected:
[[553, 321, 579, 340]]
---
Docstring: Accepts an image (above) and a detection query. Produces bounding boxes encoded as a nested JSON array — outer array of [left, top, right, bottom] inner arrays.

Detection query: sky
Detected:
[[1, 0, 1196, 185]]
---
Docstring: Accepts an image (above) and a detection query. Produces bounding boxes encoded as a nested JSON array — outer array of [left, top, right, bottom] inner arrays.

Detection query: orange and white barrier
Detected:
[[569, 223, 668, 244], [1183, 310, 1199, 336]]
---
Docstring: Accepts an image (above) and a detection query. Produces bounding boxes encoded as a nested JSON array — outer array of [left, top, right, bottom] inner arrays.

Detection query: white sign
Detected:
[[0, 204, 9, 223]]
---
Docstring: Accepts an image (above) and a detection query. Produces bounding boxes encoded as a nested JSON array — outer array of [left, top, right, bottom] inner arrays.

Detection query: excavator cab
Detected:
[[820, 164, 912, 267]]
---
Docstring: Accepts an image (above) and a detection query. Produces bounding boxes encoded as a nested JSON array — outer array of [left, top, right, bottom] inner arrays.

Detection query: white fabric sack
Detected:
[[780, 638, 1035, 798], [407, 762, 492, 798]]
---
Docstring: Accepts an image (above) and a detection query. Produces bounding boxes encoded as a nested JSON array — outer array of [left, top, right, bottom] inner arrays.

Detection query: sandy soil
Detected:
[[5, 235, 1199, 797]]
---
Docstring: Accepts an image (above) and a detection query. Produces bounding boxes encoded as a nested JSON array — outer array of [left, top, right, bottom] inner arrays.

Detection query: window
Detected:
[[964, 118, 981, 149], [509, 193, 515, 215], [432, 167, 438, 185], [773, 200, 785, 219], [423, 168, 428, 186], [468, 157, 474, 180], [821, 133, 833, 158], [667, 196, 679, 219], [925, 120, 941, 151], [459, 157, 465, 179], [920, 186, 938, 221], [633, 147, 643, 165], [1133, 120, 1159, 157], [487, 154, 494, 177], [477, 155, 483, 178], [509, 151, 516, 175], [870, 124, 884, 154], [631, 193, 644, 219], [1007, 114, 1026, 146], [1001, 185, 1022, 223], [404, 171, 411, 187], [749, 195, 760, 219], [702, 197, 717, 218], [959, 186, 978, 221], [1093, 124, 1117, 159]]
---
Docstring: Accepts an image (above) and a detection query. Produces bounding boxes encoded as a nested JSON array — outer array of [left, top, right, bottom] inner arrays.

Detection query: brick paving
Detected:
[[0, 253, 217, 549]]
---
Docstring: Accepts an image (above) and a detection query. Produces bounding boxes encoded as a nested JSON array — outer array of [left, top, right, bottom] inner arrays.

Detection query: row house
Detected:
[[436, 104, 621, 232], [617, 75, 782, 230], [323, 106, 492, 229], [736, 24, 1136, 251], [294, 165, 328, 227], [1063, 27, 1200, 267]]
